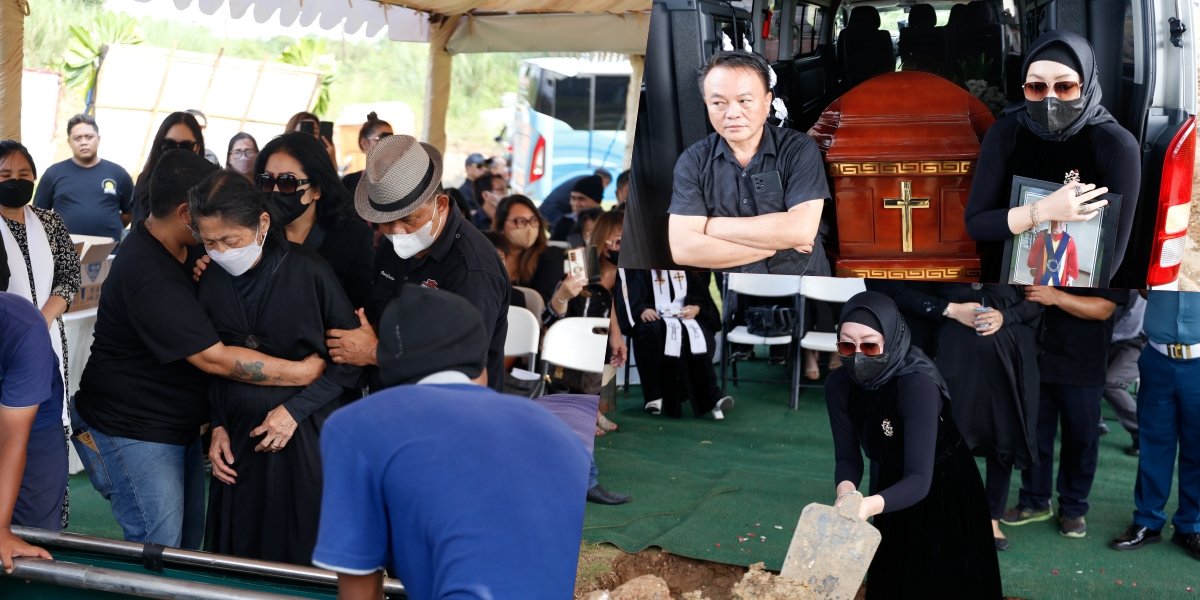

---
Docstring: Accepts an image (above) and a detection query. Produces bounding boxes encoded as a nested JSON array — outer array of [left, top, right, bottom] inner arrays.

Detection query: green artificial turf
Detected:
[[584, 359, 1200, 599]]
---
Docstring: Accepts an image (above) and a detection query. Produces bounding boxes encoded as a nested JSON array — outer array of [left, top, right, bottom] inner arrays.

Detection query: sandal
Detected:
[[803, 350, 820, 381]]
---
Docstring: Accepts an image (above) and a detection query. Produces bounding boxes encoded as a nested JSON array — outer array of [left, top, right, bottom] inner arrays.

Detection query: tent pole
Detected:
[[0, 0, 29, 141], [423, 14, 459, 154], [624, 53, 644, 169]]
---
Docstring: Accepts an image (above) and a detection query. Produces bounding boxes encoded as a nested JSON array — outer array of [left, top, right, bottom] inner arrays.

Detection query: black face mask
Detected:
[[270, 190, 310, 225], [851, 352, 889, 384], [1026, 96, 1088, 133], [0, 179, 33, 208], [607, 250, 619, 264]]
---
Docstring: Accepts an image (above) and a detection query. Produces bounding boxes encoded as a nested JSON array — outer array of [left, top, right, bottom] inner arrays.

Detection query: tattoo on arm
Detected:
[[230, 360, 269, 383]]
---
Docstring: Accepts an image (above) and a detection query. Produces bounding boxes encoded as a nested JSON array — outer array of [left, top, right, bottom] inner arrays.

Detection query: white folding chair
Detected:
[[546, 240, 570, 250], [795, 277, 868, 406], [719, 273, 804, 408], [541, 316, 610, 377], [505, 306, 541, 363]]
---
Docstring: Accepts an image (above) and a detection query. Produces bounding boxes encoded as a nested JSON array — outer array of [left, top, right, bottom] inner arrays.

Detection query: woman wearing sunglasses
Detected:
[[131, 111, 206, 224], [492, 195, 563, 303], [964, 31, 1140, 284], [188, 170, 362, 565], [340, 112, 393, 195], [253, 132, 374, 309], [827, 291, 1001, 599]]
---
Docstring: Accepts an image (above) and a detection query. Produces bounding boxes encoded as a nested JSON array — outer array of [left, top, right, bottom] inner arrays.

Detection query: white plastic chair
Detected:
[[504, 306, 541, 361], [719, 273, 803, 407], [795, 277, 868, 406], [541, 316, 610, 376], [546, 240, 570, 250]]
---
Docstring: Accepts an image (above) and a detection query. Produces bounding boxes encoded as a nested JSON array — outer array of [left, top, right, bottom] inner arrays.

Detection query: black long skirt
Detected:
[[204, 392, 326, 565], [866, 443, 1003, 600]]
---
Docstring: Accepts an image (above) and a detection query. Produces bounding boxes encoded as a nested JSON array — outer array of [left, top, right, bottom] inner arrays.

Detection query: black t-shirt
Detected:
[[1037, 287, 1128, 388], [32, 158, 134, 241], [964, 115, 1141, 283], [669, 126, 831, 275], [76, 220, 220, 445], [366, 208, 510, 392]]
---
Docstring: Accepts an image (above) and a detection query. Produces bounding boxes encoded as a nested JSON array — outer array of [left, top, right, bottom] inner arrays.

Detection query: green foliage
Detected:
[[60, 12, 144, 112], [278, 38, 336, 117], [956, 54, 995, 84]]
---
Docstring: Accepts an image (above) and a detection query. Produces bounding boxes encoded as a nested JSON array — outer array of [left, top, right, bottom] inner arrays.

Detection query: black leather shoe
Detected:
[[1110, 524, 1161, 550], [587, 484, 631, 505], [1172, 531, 1200, 560], [994, 537, 1010, 552]]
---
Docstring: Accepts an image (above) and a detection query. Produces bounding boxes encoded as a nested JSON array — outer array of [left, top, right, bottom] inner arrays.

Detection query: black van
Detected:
[[623, 0, 1196, 289]]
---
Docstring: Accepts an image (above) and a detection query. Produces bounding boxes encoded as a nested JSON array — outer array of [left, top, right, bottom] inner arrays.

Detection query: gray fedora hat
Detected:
[[354, 134, 444, 223]]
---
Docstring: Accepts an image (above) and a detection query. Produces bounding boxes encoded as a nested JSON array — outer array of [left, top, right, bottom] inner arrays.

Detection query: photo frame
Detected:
[[1000, 176, 1122, 288]]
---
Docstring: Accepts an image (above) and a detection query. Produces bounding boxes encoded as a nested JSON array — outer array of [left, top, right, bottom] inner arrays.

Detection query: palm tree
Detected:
[[60, 12, 144, 114]]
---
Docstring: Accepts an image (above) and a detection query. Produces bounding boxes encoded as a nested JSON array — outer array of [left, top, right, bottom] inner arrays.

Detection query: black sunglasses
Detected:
[[160, 139, 197, 152], [256, 173, 312, 194]]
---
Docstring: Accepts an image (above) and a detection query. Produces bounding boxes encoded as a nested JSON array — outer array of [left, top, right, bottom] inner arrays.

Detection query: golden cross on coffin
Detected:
[[882, 181, 930, 253]]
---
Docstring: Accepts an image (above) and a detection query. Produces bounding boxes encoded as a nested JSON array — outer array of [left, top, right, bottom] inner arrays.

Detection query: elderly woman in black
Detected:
[[964, 31, 1140, 285], [827, 291, 1001, 599], [191, 170, 362, 564]]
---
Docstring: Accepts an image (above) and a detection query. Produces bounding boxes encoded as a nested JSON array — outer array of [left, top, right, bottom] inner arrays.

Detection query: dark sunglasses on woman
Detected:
[[836, 341, 883, 357], [256, 173, 311, 194], [160, 139, 197, 152], [1022, 81, 1082, 101]]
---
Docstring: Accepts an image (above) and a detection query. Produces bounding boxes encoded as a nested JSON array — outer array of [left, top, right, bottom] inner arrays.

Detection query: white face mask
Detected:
[[388, 207, 441, 259], [207, 224, 264, 276]]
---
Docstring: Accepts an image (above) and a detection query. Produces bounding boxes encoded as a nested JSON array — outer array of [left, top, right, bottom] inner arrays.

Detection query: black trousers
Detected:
[[1018, 383, 1103, 518], [634, 320, 720, 417]]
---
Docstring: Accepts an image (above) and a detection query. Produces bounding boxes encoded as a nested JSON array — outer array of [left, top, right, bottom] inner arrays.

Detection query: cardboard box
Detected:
[[69, 235, 116, 313]]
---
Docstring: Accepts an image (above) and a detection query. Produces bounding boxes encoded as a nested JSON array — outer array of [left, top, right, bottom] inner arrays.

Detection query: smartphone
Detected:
[[298, 120, 316, 135], [319, 121, 334, 142]]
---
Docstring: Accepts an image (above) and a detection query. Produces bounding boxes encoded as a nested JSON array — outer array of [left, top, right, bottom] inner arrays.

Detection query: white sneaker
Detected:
[[710, 406, 725, 420], [716, 396, 735, 413], [644, 399, 662, 415]]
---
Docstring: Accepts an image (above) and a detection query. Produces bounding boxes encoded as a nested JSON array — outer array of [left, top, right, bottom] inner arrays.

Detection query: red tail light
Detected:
[[1147, 115, 1196, 287], [530, 136, 546, 184]]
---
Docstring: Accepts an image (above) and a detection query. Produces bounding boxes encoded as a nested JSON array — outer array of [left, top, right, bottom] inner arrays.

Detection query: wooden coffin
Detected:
[[809, 71, 995, 281]]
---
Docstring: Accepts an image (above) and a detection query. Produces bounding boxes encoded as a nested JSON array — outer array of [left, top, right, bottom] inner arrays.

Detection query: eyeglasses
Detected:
[[161, 139, 197, 152], [256, 173, 312, 194], [1022, 81, 1082, 101], [836, 341, 883, 357], [507, 217, 539, 228], [230, 149, 258, 159]]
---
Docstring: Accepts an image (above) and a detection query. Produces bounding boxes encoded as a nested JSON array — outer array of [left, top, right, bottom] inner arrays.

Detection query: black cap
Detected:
[[571, 175, 604, 203], [376, 285, 487, 388]]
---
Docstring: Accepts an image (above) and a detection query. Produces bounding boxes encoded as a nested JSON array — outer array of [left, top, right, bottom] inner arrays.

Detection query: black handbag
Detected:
[[745, 305, 798, 337]]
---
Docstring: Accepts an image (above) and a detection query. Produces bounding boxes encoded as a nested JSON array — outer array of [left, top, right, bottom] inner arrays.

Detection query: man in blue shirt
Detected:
[[1111, 291, 1200, 559], [313, 285, 590, 600], [0, 292, 66, 572], [32, 114, 134, 241]]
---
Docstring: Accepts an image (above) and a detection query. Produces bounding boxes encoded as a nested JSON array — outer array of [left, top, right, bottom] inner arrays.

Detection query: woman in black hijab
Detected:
[[964, 31, 1141, 285], [826, 291, 1001, 599]]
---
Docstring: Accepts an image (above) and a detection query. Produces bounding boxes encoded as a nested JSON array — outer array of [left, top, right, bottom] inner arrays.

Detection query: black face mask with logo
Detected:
[[0, 179, 34, 208]]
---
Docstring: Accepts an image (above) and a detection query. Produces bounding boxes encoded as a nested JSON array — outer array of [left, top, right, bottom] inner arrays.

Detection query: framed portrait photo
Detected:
[[1000, 176, 1122, 288]]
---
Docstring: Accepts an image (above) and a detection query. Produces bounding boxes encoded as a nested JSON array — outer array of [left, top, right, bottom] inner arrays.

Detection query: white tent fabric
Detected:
[[136, 0, 429, 41], [445, 13, 650, 55]]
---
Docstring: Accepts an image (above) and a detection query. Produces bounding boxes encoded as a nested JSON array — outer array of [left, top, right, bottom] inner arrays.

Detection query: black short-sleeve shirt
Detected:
[[669, 126, 831, 275], [76, 220, 221, 445], [366, 208, 510, 392], [1038, 287, 1128, 388]]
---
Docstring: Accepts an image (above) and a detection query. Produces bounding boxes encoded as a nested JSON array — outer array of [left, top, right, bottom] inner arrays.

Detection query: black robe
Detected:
[[932, 284, 1042, 470], [198, 238, 362, 564]]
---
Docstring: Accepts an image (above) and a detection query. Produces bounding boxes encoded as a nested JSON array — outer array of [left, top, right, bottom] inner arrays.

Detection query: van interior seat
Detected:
[[949, 0, 1006, 85], [898, 3, 947, 73], [837, 5, 896, 89]]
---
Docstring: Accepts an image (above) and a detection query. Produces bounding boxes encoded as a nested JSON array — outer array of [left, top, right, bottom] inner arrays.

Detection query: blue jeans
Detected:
[[1133, 348, 1200, 534], [69, 401, 204, 549]]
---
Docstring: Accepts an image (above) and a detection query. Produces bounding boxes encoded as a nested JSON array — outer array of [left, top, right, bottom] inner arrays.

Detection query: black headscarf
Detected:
[[837, 291, 949, 396], [1008, 31, 1117, 142]]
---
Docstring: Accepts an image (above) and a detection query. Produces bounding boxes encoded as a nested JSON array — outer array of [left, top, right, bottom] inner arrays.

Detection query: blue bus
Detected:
[[510, 57, 631, 202]]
